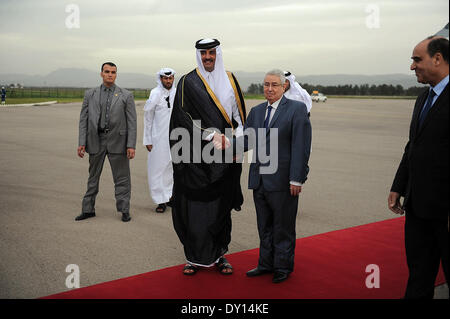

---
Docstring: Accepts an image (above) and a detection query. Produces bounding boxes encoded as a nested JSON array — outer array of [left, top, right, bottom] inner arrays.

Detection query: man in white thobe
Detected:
[[143, 68, 176, 213], [284, 71, 312, 116]]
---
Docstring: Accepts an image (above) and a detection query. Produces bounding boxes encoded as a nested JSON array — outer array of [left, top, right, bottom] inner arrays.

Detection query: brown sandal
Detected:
[[216, 257, 233, 275], [183, 264, 198, 275]]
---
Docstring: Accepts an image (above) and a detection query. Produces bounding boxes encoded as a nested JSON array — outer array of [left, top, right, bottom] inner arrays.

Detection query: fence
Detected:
[[4, 87, 151, 99]]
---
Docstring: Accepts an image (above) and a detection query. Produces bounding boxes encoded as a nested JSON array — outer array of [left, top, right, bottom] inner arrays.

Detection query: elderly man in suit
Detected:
[[388, 36, 449, 299], [229, 69, 311, 283], [76, 62, 137, 222]]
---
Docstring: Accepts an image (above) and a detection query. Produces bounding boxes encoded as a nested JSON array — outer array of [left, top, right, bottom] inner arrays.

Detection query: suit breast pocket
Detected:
[[112, 97, 127, 112]]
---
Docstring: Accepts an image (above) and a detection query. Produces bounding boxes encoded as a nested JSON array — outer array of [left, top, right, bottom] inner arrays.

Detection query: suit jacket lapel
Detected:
[[268, 96, 287, 130], [411, 90, 427, 136], [93, 86, 101, 117], [416, 84, 449, 137], [258, 101, 269, 128], [109, 86, 121, 111]]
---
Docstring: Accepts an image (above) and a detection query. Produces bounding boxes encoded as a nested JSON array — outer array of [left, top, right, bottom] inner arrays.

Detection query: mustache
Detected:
[[203, 59, 214, 63]]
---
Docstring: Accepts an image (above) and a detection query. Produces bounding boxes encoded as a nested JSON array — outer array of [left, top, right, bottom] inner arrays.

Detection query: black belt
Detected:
[[98, 128, 110, 133]]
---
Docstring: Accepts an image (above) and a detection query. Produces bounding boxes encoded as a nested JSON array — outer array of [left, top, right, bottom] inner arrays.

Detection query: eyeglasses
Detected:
[[263, 83, 283, 88], [166, 96, 170, 108]]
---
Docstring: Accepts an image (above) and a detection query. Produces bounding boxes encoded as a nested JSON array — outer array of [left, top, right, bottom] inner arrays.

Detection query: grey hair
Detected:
[[265, 69, 286, 85]]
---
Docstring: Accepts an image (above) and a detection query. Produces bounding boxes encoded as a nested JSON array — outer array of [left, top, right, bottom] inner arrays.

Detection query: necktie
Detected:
[[100, 87, 112, 129], [264, 105, 273, 129], [105, 88, 112, 129], [418, 89, 436, 128]]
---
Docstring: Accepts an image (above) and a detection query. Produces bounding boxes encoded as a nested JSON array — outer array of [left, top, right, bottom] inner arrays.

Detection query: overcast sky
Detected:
[[0, 0, 448, 77]]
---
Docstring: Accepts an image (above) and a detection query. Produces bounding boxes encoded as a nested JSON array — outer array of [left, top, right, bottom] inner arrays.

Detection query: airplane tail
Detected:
[[435, 23, 449, 39]]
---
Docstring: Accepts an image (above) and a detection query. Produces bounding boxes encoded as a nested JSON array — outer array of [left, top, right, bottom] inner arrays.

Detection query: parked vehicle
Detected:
[[311, 90, 327, 102]]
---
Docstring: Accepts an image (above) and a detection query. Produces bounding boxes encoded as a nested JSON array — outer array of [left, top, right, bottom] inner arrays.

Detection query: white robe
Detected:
[[196, 43, 244, 138], [284, 74, 312, 113], [143, 85, 176, 204]]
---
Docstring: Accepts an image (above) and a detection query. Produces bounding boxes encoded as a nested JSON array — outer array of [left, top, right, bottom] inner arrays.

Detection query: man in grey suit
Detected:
[[76, 62, 137, 222], [238, 69, 312, 283]]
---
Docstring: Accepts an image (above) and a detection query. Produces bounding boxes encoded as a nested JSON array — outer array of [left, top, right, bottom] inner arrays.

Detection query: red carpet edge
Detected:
[[42, 217, 445, 299]]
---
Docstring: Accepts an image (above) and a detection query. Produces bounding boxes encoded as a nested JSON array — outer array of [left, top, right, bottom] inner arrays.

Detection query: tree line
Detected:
[[246, 83, 427, 96]]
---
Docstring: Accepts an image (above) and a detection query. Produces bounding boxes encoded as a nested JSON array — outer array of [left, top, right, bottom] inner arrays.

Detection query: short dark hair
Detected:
[[426, 36, 449, 63], [101, 62, 117, 72]]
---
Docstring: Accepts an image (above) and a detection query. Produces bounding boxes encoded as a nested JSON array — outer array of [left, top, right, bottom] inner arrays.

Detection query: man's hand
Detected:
[[290, 184, 302, 196], [388, 192, 405, 215], [127, 148, 136, 159], [212, 133, 230, 150], [77, 146, 86, 158], [146, 145, 153, 152]]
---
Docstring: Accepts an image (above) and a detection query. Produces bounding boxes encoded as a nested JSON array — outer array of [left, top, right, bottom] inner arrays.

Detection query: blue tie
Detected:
[[418, 89, 436, 128], [264, 105, 273, 129]]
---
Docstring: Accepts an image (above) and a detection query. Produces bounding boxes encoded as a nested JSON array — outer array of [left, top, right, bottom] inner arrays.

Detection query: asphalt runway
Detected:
[[0, 98, 447, 299]]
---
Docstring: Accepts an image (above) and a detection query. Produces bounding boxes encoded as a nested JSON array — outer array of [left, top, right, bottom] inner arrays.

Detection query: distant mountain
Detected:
[[0, 68, 424, 90], [0, 68, 156, 89]]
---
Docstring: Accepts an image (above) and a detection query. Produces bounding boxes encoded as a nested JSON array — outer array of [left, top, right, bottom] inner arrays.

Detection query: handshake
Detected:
[[212, 132, 231, 150]]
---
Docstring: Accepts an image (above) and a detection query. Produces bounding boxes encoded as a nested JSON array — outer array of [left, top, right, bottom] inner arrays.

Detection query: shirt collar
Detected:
[[267, 96, 283, 109], [431, 75, 449, 96], [101, 83, 115, 91]]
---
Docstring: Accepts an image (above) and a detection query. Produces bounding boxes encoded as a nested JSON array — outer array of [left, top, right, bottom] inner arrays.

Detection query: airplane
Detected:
[[435, 23, 449, 39]]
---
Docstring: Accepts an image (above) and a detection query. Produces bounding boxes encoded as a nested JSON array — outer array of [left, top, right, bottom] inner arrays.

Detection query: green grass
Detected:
[[5, 97, 84, 104], [2, 97, 80, 104], [4, 87, 150, 103], [3, 96, 152, 105], [327, 95, 417, 100], [243, 94, 416, 100], [243, 94, 265, 100], [2, 94, 417, 105]]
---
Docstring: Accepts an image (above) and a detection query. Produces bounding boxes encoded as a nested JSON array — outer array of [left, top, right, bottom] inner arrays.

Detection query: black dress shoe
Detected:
[[121, 212, 131, 222], [272, 271, 289, 283], [75, 212, 95, 221], [246, 268, 272, 277]]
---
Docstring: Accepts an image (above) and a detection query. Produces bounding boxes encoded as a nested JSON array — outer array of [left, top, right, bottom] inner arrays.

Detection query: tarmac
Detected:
[[0, 98, 447, 299]]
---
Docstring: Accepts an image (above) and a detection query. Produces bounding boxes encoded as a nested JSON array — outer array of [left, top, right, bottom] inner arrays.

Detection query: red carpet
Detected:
[[43, 217, 445, 299]]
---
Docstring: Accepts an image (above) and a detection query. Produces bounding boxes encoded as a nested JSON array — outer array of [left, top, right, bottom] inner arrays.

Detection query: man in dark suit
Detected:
[[237, 69, 311, 283], [76, 62, 137, 222], [388, 36, 449, 299]]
